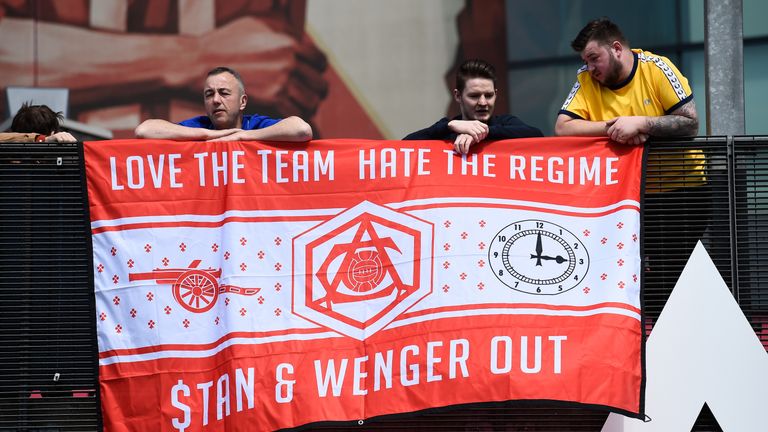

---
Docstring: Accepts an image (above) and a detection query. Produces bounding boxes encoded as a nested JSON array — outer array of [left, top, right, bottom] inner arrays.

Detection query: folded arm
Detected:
[[605, 101, 698, 145], [206, 116, 312, 142], [554, 114, 611, 137], [645, 100, 699, 137], [555, 100, 698, 145], [45, 131, 77, 142], [447, 120, 488, 154], [134, 119, 240, 141]]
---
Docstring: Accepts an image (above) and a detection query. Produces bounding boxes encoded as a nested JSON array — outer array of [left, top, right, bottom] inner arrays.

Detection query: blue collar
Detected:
[[608, 51, 638, 91]]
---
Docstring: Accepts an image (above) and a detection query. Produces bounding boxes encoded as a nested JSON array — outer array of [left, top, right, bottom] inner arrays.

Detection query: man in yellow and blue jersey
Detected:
[[555, 18, 698, 146], [556, 17, 709, 299]]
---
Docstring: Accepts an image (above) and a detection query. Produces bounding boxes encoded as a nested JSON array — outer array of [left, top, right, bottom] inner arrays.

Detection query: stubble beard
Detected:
[[599, 55, 624, 87]]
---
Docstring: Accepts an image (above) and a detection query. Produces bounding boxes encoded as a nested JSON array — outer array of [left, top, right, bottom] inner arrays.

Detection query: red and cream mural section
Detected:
[[0, 0, 503, 139], [85, 137, 644, 431]]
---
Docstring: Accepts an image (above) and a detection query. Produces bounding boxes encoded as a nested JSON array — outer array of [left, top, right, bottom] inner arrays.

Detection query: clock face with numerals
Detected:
[[489, 219, 589, 295]]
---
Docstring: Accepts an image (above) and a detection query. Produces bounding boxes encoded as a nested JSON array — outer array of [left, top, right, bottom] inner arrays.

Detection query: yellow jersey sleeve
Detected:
[[559, 66, 592, 120], [639, 51, 693, 114]]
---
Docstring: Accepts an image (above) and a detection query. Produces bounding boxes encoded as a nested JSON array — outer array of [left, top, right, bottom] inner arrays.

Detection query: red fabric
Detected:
[[85, 137, 644, 431]]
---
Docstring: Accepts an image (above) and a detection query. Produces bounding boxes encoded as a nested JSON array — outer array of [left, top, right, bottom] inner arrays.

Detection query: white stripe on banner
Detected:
[[99, 330, 342, 366], [98, 304, 640, 366], [91, 197, 640, 229]]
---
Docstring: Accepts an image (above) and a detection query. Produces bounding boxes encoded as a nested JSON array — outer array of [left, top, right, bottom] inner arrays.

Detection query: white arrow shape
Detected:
[[602, 242, 768, 432]]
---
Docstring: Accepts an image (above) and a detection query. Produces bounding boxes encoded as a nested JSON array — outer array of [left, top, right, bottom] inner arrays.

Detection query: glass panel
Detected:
[[745, 43, 768, 134], [681, 0, 704, 43], [685, 0, 768, 43], [680, 49, 707, 136], [744, 0, 768, 38], [508, 62, 582, 136], [506, 0, 679, 62], [679, 45, 768, 136]]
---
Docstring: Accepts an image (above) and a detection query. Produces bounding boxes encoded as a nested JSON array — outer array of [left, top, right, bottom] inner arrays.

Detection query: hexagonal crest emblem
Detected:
[[293, 201, 434, 340]]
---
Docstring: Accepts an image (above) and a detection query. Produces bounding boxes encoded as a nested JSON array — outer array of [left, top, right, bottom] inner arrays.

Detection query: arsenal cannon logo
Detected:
[[293, 201, 434, 340], [129, 259, 260, 313]]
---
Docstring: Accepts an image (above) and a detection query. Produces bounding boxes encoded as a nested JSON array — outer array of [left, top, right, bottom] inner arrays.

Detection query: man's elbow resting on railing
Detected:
[[554, 114, 608, 137], [134, 119, 161, 139], [278, 116, 313, 142], [134, 119, 213, 141]]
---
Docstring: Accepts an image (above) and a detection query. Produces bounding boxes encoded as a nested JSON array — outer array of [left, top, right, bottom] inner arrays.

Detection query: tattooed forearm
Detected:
[[646, 100, 699, 136]]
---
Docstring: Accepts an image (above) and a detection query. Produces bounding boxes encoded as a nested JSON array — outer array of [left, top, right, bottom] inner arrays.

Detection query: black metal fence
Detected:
[[3, 138, 765, 431], [0, 143, 99, 431]]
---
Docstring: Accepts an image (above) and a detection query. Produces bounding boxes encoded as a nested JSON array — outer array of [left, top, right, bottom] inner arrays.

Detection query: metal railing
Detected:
[[2, 137, 765, 431]]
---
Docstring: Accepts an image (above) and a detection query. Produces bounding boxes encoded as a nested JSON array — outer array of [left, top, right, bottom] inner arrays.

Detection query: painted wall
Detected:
[[0, 0, 509, 139]]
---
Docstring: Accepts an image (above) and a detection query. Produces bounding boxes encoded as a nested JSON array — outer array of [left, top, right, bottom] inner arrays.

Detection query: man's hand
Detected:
[[448, 119, 489, 143], [606, 116, 649, 145], [448, 120, 489, 154], [453, 133, 478, 154], [44, 132, 77, 143], [207, 117, 312, 142], [207, 129, 248, 142], [135, 119, 243, 140]]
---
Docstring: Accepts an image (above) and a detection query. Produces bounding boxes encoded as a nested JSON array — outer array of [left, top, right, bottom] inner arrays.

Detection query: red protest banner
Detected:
[[85, 137, 644, 431]]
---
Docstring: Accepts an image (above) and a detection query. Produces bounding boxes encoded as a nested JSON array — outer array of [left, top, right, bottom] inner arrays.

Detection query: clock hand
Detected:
[[539, 255, 568, 264], [533, 232, 543, 266], [535, 232, 543, 255]]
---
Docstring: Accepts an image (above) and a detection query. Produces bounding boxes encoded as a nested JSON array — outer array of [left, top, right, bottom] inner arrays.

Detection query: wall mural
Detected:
[[0, 0, 508, 139]]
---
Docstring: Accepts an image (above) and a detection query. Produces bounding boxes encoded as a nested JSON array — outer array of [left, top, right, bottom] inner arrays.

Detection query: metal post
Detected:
[[726, 136, 740, 300], [704, 0, 745, 135]]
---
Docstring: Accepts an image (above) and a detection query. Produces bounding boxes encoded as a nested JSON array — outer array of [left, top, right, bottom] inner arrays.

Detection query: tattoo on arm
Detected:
[[646, 100, 699, 137]]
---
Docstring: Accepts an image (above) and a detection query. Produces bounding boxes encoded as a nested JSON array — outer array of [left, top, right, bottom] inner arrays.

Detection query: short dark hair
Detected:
[[206, 66, 245, 93], [455, 59, 497, 93], [10, 103, 63, 135], [571, 18, 628, 52]]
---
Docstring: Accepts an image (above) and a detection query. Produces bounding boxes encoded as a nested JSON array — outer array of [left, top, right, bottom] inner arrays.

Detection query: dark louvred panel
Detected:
[[734, 137, 768, 355], [0, 143, 100, 431]]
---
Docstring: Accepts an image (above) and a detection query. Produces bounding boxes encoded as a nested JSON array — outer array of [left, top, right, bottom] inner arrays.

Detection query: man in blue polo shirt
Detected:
[[135, 66, 312, 142]]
